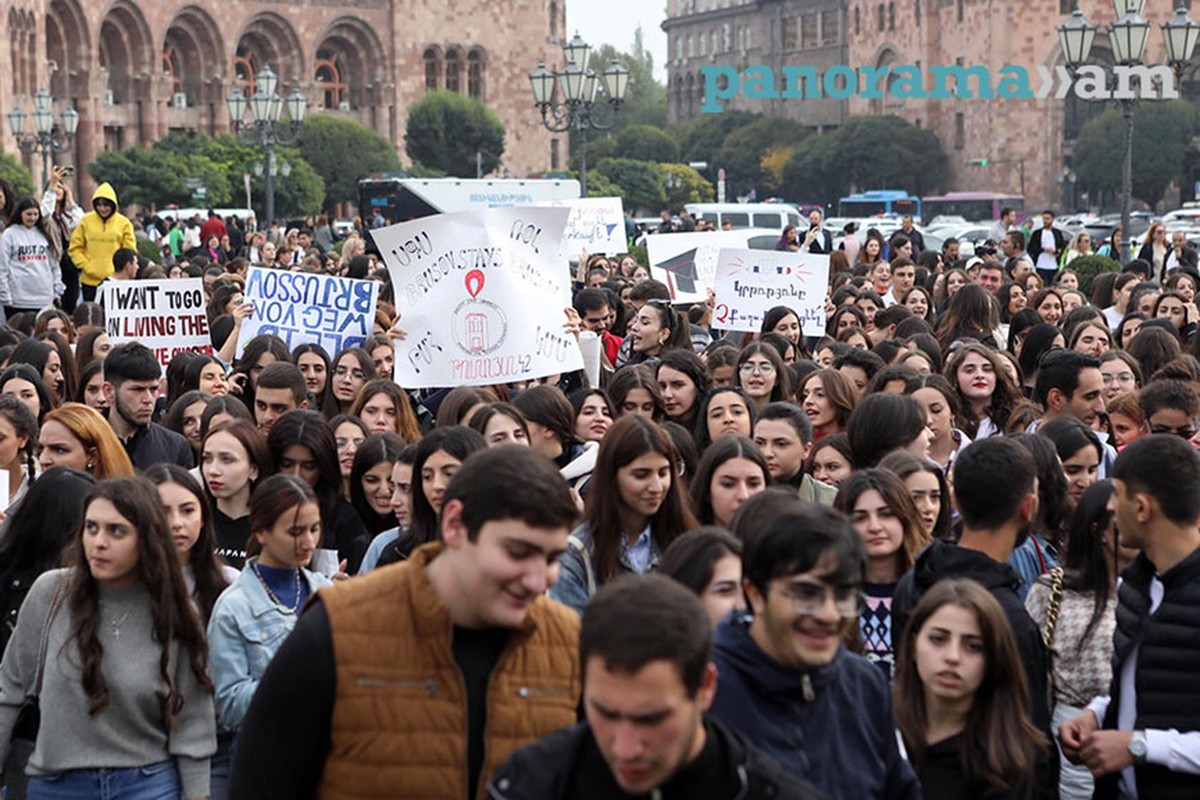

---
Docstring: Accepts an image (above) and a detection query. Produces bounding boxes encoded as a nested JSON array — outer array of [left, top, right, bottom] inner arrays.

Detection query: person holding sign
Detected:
[[0, 196, 63, 317]]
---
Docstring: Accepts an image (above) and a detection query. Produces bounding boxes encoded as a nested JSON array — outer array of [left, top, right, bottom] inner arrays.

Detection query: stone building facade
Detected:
[[845, 0, 1194, 211], [1, 0, 567, 196], [664, 0, 850, 133]]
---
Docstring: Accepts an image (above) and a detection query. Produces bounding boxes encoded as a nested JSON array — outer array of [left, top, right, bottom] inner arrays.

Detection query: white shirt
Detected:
[[1086, 576, 1200, 798], [1036, 228, 1058, 273]]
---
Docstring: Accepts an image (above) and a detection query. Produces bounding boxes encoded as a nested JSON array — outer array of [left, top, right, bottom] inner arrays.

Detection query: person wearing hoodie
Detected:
[[0, 196, 64, 317], [490, 575, 822, 800], [66, 181, 135, 302], [708, 496, 921, 800], [891, 436, 1060, 800]]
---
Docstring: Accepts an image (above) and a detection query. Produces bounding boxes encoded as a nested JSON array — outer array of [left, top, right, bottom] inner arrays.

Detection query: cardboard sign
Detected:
[[712, 248, 830, 336], [645, 231, 749, 303], [236, 268, 379, 357], [374, 207, 582, 388], [538, 197, 626, 255], [104, 278, 213, 372]]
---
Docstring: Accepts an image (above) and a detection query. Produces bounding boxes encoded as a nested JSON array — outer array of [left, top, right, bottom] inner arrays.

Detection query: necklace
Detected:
[[108, 609, 132, 640], [251, 562, 303, 613]]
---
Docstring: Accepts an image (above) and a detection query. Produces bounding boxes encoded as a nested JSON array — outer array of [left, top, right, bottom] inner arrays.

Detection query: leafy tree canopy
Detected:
[[405, 91, 505, 178], [297, 115, 401, 210]]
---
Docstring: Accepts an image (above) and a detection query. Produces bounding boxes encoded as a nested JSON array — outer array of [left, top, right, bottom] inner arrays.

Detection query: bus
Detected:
[[921, 192, 1025, 224], [358, 176, 580, 224], [837, 190, 920, 219]]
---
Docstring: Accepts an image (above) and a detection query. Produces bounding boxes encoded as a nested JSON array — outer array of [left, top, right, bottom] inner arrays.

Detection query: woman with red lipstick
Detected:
[[207, 476, 332, 800], [894, 579, 1047, 800], [835, 469, 931, 679], [946, 343, 1021, 440]]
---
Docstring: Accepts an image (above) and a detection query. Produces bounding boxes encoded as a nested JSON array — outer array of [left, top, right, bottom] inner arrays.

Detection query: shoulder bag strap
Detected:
[[1041, 567, 1065, 650], [567, 534, 596, 599], [30, 575, 68, 698]]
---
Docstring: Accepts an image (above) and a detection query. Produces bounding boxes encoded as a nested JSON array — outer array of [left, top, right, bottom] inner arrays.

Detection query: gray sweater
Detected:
[[0, 569, 216, 798]]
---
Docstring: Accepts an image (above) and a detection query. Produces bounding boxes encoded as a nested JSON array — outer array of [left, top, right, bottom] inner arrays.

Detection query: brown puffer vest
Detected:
[[317, 542, 581, 800]]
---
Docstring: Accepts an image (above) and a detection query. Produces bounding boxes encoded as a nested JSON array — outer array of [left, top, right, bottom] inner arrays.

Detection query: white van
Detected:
[[685, 203, 802, 232]]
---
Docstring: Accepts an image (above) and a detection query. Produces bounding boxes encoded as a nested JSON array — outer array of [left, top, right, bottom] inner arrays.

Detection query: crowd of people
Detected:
[[0, 175, 1194, 799]]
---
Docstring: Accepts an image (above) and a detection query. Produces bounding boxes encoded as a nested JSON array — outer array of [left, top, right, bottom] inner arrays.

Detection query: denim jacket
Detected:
[[548, 523, 662, 616], [206, 559, 332, 731]]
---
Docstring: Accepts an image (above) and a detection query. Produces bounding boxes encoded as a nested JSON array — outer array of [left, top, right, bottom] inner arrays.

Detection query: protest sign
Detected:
[[712, 248, 830, 336], [104, 279, 213, 372], [374, 206, 582, 388], [646, 230, 749, 303], [538, 197, 626, 255], [236, 268, 379, 358]]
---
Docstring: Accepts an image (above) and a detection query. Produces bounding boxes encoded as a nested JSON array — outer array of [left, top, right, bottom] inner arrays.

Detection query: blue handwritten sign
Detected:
[[236, 267, 379, 357]]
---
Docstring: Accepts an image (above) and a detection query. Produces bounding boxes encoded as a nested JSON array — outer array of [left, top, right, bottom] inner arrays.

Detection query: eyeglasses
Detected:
[[740, 362, 776, 374], [776, 580, 864, 619], [1150, 424, 1198, 439], [334, 366, 366, 380], [1102, 372, 1136, 385], [335, 436, 366, 450]]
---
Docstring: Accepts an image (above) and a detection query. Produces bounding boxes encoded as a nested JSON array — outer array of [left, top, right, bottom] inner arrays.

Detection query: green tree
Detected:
[[575, 27, 668, 158], [593, 158, 667, 213], [715, 116, 807, 196], [0, 154, 34, 197], [405, 90, 505, 178], [672, 110, 758, 170], [780, 115, 949, 205], [298, 115, 402, 210], [662, 163, 714, 208], [1074, 99, 1197, 209], [614, 124, 680, 163], [89, 146, 193, 207]]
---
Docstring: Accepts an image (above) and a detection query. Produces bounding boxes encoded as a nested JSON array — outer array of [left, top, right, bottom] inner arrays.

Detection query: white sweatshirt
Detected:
[[0, 223, 63, 309]]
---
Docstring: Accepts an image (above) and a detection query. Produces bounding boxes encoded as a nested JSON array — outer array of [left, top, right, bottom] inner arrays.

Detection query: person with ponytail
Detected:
[[0, 394, 38, 525], [0, 477, 217, 799], [206, 475, 333, 799]]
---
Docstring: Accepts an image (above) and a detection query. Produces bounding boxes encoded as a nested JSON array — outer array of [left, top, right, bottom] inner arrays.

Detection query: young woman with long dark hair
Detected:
[[689, 435, 770, 528], [0, 477, 217, 799], [266, 410, 369, 574], [550, 415, 698, 615], [656, 349, 710, 432], [835, 468, 931, 678], [894, 579, 1047, 799], [878, 450, 952, 542], [206, 475, 332, 799], [200, 419, 272, 570], [945, 342, 1021, 440], [348, 379, 421, 442], [144, 464, 237, 625], [324, 346, 376, 418], [659, 527, 746, 628], [348, 433, 405, 535], [375, 426, 486, 567]]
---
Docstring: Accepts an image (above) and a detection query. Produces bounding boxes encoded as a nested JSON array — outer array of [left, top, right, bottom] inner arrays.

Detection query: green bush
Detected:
[[1066, 254, 1120, 296]]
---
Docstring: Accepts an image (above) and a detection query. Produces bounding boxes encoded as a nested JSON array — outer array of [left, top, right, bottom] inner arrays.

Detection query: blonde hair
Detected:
[[43, 403, 134, 478]]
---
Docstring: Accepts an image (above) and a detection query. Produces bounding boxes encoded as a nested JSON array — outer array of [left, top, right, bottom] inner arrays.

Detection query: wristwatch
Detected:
[[1129, 730, 1148, 765]]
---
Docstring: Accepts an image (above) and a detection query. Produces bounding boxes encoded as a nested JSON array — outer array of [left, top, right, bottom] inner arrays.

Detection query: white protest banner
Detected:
[[104, 278, 213, 372], [374, 207, 582, 388], [712, 248, 830, 336], [646, 231, 748, 303], [236, 268, 379, 357], [538, 197, 626, 255]]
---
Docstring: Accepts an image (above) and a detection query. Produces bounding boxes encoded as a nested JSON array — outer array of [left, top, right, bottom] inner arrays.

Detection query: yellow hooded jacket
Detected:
[[67, 182, 136, 287]]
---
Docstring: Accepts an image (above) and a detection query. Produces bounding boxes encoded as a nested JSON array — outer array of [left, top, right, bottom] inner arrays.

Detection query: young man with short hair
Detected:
[[708, 500, 921, 799], [1034, 349, 1117, 475], [103, 342, 193, 469], [1003, 230, 1035, 283], [884, 257, 916, 306], [573, 287, 621, 366], [892, 437, 1059, 798], [1060, 435, 1200, 799], [977, 260, 1006, 294], [253, 362, 308, 435], [490, 575, 821, 799], [110, 247, 139, 281], [989, 206, 1016, 243], [1028, 209, 1068, 285], [754, 403, 837, 506], [1138, 379, 1200, 440], [229, 445, 583, 800]]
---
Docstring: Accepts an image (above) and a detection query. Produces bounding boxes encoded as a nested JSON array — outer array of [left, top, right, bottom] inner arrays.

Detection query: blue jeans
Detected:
[[27, 761, 180, 800], [209, 732, 237, 800]]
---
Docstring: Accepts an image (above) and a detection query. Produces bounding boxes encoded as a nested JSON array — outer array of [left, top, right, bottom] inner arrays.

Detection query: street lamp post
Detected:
[[1059, 1, 1200, 264], [528, 33, 630, 195], [7, 89, 79, 186], [227, 66, 307, 233]]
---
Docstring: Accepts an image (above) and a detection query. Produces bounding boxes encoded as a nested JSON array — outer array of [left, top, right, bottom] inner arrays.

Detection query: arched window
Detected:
[[467, 49, 484, 99], [888, 3, 895, 30], [424, 47, 441, 91], [315, 49, 345, 109], [445, 48, 462, 93]]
